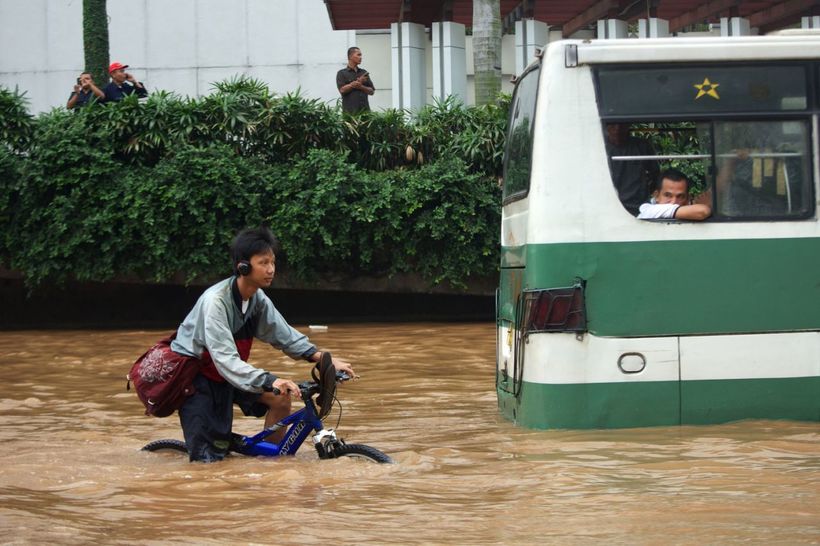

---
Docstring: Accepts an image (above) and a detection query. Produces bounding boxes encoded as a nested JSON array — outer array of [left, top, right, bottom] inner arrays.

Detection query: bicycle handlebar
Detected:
[[270, 371, 351, 397]]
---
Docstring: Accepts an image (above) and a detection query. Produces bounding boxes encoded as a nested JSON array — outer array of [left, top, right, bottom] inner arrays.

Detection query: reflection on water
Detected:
[[0, 324, 818, 544]]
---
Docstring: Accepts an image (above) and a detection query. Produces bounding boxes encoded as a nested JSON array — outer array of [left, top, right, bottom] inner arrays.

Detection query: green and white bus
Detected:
[[496, 31, 820, 429]]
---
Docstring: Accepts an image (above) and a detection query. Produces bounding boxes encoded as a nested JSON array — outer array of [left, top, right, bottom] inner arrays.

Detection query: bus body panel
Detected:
[[497, 330, 820, 428], [520, 239, 820, 337]]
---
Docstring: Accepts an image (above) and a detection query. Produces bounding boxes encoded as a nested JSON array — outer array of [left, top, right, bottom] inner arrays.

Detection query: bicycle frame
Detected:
[[230, 395, 327, 457]]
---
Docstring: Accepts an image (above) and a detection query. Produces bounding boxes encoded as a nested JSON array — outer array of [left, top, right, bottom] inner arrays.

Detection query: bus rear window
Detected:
[[595, 63, 815, 222]]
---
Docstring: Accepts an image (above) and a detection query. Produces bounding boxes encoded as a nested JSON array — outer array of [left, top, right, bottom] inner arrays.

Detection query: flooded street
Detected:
[[0, 323, 818, 544]]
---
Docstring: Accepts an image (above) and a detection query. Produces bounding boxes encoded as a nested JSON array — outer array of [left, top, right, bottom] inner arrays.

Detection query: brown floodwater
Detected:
[[0, 323, 818, 544]]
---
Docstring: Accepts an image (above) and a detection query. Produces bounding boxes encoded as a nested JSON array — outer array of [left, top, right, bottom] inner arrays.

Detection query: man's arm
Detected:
[[638, 202, 710, 221], [125, 73, 148, 98], [674, 203, 711, 221], [337, 71, 355, 96], [359, 74, 375, 96], [88, 82, 105, 99], [66, 90, 79, 109]]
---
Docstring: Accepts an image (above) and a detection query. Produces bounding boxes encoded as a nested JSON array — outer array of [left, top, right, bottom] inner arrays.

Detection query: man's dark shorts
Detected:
[[178, 373, 267, 462]]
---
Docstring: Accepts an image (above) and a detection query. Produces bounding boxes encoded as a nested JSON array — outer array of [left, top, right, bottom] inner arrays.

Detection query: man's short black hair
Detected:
[[230, 227, 280, 274], [347, 46, 360, 59], [655, 168, 690, 193]]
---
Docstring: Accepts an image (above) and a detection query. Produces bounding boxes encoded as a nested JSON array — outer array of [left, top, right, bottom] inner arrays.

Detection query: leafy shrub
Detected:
[[411, 94, 509, 175], [0, 86, 34, 152], [0, 79, 508, 290], [392, 157, 500, 285], [5, 108, 126, 285], [264, 150, 500, 287], [117, 144, 281, 282], [0, 147, 21, 259]]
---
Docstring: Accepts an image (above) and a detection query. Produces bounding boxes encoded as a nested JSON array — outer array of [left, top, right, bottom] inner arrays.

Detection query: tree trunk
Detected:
[[472, 0, 501, 106], [83, 0, 110, 86]]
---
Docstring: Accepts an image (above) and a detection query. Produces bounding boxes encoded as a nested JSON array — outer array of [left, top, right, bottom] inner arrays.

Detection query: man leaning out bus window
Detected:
[[638, 169, 711, 221]]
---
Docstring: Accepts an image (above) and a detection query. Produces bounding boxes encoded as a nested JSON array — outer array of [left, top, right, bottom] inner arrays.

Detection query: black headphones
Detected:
[[237, 260, 251, 276]]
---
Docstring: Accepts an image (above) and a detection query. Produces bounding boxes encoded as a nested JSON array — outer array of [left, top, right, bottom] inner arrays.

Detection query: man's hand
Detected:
[[73, 84, 81, 93], [125, 72, 136, 83], [331, 356, 356, 379], [272, 377, 300, 397]]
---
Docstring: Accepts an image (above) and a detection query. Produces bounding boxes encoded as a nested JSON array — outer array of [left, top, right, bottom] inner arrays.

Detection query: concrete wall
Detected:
[[0, 0, 357, 113], [0, 0, 528, 114]]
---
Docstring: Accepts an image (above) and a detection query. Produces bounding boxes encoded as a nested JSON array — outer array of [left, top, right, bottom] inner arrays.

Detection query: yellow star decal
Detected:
[[694, 77, 720, 100]]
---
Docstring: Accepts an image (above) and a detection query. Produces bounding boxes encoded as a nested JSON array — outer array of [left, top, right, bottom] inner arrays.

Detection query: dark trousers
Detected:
[[178, 374, 265, 462]]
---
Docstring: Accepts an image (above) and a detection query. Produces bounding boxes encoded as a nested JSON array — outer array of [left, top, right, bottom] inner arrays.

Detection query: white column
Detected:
[[720, 17, 751, 36], [514, 19, 548, 75], [432, 22, 466, 103], [391, 22, 426, 112], [802, 16, 820, 29], [638, 18, 670, 38], [596, 19, 627, 39]]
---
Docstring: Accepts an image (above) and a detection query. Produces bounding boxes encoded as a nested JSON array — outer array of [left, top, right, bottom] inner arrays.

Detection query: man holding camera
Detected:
[[66, 72, 105, 109]]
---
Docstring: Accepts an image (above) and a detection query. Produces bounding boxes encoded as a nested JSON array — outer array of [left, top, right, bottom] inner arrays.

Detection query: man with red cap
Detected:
[[103, 61, 148, 102]]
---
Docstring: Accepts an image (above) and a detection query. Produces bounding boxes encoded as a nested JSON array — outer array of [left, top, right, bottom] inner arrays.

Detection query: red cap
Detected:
[[108, 62, 129, 74]]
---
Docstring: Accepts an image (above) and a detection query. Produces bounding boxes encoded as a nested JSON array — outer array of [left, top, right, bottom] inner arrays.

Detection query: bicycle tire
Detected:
[[142, 439, 188, 453], [327, 443, 393, 464]]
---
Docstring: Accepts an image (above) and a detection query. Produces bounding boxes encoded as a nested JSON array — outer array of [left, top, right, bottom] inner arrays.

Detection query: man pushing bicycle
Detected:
[[136, 227, 354, 462]]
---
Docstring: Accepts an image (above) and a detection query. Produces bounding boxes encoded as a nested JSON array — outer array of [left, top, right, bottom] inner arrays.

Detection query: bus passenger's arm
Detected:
[[674, 204, 711, 221]]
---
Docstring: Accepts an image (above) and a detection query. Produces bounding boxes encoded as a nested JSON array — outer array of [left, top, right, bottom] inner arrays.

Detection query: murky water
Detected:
[[0, 323, 818, 544]]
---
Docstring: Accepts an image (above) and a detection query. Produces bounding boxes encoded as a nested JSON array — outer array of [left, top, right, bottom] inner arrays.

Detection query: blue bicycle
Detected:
[[142, 354, 393, 463]]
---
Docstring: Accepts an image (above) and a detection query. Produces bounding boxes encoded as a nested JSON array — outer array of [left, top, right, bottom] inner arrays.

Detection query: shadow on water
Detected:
[[0, 323, 818, 544]]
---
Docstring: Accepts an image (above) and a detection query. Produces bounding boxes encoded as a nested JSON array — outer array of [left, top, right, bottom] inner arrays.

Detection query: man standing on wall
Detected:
[[103, 61, 148, 102], [336, 47, 375, 114]]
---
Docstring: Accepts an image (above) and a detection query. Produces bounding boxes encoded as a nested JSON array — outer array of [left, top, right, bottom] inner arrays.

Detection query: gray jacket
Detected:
[[170, 277, 316, 392]]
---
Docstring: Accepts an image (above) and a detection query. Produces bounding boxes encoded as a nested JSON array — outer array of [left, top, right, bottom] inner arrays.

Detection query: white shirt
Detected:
[[638, 202, 680, 219]]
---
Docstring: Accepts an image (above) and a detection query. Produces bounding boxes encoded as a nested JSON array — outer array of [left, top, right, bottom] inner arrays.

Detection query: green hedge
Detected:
[[0, 81, 507, 290]]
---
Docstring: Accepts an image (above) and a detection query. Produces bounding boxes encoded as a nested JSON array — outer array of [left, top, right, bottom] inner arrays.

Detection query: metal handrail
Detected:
[[611, 152, 803, 161]]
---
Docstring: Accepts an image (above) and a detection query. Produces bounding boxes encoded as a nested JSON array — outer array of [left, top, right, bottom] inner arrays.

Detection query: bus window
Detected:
[[502, 65, 540, 202], [596, 63, 815, 221], [605, 122, 711, 216], [714, 120, 813, 219]]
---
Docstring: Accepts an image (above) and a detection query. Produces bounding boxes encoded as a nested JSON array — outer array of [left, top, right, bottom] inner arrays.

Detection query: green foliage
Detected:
[[0, 147, 21, 259], [4, 108, 124, 285], [641, 122, 709, 193], [392, 157, 501, 286], [0, 86, 34, 152], [263, 149, 500, 287], [117, 144, 278, 282], [0, 80, 508, 290], [410, 95, 508, 175], [82, 0, 110, 86]]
